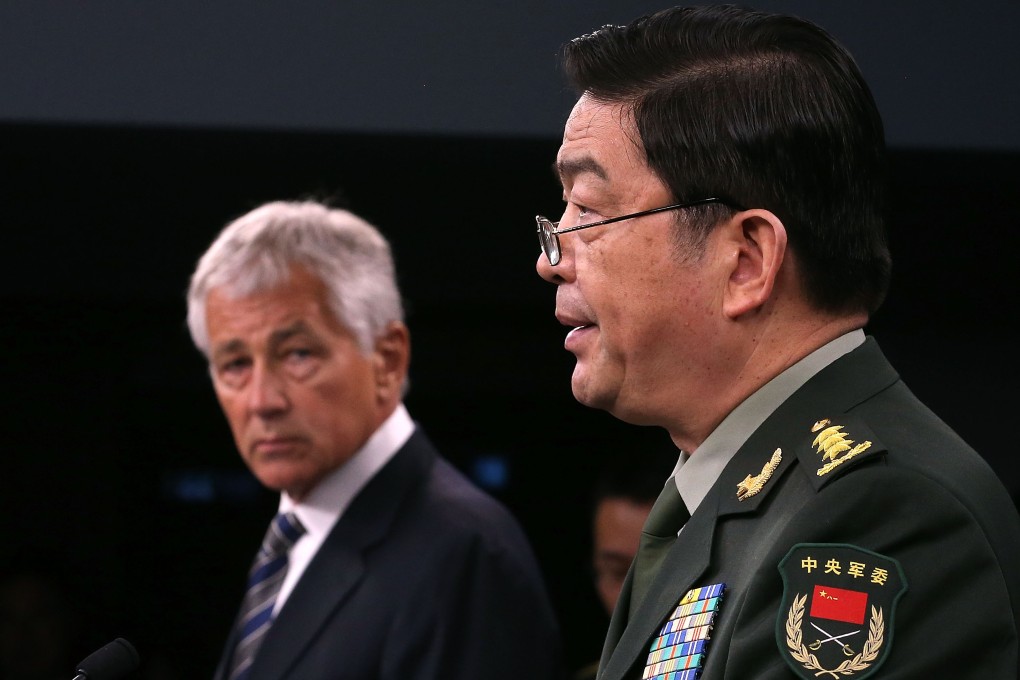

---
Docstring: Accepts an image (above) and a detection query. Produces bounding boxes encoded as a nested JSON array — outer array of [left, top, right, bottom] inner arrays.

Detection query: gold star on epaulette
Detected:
[[736, 448, 783, 501]]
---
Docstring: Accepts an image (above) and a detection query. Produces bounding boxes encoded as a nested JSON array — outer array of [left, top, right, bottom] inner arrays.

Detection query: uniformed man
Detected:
[[534, 5, 1020, 679]]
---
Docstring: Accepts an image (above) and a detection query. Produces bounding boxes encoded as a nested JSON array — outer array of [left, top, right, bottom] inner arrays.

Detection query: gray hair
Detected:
[[186, 200, 404, 358]]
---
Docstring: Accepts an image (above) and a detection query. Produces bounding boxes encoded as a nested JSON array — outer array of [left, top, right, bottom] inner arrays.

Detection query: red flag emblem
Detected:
[[809, 584, 867, 624], [778, 543, 907, 679]]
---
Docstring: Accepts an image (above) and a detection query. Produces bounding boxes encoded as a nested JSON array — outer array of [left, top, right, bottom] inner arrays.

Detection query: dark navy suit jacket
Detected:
[[214, 427, 564, 680]]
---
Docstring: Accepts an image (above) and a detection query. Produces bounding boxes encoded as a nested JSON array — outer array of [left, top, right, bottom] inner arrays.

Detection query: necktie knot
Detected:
[[261, 511, 306, 558], [643, 478, 689, 538]]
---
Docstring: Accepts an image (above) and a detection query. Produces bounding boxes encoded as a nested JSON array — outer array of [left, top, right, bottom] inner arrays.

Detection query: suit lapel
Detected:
[[248, 430, 435, 680]]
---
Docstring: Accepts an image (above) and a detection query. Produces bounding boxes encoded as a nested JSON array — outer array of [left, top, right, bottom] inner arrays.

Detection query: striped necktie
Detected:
[[630, 478, 690, 617], [228, 511, 306, 680]]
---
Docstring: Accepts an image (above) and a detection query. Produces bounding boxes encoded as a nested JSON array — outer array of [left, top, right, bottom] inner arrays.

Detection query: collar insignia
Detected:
[[642, 583, 725, 679], [736, 448, 782, 501], [777, 544, 907, 679], [811, 421, 872, 477]]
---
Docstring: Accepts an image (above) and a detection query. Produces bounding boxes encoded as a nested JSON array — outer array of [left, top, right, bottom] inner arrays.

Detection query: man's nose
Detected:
[[536, 236, 575, 285], [535, 249, 562, 283], [247, 364, 289, 416]]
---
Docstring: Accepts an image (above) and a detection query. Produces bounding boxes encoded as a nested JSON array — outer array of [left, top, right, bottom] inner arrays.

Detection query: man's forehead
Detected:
[[566, 92, 634, 130], [558, 97, 646, 183]]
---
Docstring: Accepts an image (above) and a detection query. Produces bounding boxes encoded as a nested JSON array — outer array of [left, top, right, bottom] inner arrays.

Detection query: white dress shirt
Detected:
[[271, 403, 415, 614]]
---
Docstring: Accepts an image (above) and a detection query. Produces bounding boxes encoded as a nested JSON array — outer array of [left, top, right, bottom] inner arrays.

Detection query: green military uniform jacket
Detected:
[[598, 338, 1020, 680]]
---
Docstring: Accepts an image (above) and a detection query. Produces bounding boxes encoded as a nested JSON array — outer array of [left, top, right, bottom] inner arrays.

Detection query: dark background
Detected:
[[2, 1, 1018, 678]]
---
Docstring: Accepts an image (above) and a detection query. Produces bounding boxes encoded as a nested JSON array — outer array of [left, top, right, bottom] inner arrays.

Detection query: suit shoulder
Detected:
[[418, 456, 529, 535]]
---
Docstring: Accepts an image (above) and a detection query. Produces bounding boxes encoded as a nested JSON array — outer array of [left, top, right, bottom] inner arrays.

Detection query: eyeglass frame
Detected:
[[535, 197, 741, 266]]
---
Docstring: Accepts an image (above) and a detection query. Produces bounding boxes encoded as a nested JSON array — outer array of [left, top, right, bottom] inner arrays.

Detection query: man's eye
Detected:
[[578, 202, 610, 220], [283, 347, 320, 378], [215, 358, 251, 385], [283, 348, 318, 369], [221, 358, 250, 373], [575, 204, 602, 224]]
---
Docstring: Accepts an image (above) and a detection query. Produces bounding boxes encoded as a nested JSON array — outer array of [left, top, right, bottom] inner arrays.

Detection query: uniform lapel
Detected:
[[599, 498, 717, 680]]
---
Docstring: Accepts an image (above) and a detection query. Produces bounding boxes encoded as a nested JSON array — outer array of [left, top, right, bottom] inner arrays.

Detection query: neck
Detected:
[[670, 311, 866, 453]]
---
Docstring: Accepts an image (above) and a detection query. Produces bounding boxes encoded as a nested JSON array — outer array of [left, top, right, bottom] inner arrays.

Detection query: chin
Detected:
[[572, 380, 652, 427], [570, 371, 594, 407], [253, 468, 312, 497], [571, 376, 613, 414]]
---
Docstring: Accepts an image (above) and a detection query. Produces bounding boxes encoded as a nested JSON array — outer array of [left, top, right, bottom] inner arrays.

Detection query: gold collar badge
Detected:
[[736, 448, 783, 501], [811, 419, 872, 477]]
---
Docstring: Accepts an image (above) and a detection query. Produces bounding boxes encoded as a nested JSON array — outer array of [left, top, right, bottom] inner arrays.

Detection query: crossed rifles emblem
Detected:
[[807, 621, 859, 656]]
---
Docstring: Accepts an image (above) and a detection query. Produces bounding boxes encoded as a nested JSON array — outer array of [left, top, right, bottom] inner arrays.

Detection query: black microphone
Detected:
[[72, 638, 140, 680]]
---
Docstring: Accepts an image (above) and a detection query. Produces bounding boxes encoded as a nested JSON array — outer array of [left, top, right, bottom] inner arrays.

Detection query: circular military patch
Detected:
[[776, 543, 907, 679]]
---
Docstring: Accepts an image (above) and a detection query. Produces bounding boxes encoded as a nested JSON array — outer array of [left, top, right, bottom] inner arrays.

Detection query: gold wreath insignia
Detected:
[[811, 424, 873, 477], [784, 593, 884, 678], [736, 448, 782, 501]]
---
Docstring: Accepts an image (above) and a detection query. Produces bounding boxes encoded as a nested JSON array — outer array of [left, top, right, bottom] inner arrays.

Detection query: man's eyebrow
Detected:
[[209, 321, 315, 359], [211, 339, 246, 360], [269, 321, 314, 346], [554, 156, 608, 183]]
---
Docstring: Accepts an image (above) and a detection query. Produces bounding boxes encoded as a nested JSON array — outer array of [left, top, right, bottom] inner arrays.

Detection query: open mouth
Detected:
[[565, 324, 596, 349]]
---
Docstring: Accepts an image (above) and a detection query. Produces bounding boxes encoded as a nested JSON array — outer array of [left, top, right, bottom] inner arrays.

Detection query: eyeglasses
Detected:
[[535, 197, 737, 266]]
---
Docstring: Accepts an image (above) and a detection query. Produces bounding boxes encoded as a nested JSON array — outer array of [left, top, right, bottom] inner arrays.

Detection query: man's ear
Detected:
[[373, 321, 411, 400], [721, 210, 788, 319]]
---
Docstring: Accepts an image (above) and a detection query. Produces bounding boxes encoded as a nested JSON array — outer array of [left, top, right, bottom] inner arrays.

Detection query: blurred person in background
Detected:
[[188, 199, 564, 680]]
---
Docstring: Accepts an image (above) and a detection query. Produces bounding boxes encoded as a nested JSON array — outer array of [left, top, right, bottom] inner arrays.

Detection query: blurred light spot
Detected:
[[470, 454, 510, 491]]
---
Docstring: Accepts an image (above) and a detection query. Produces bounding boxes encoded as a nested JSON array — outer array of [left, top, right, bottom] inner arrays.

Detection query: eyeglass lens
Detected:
[[536, 217, 559, 265]]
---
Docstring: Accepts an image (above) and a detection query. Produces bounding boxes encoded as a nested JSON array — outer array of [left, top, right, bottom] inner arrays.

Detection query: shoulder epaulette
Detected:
[[795, 414, 886, 492]]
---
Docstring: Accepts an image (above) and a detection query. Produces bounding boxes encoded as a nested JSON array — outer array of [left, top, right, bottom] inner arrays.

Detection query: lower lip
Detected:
[[254, 439, 301, 455], [565, 325, 595, 352]]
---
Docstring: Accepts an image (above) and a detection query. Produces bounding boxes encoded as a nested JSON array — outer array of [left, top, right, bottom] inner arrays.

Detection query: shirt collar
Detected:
[[674, 329, 865, 513], [279, 402, 415, 540]]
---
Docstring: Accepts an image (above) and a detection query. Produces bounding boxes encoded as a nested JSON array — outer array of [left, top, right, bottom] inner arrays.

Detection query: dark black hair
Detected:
[[563, 4, 891, 316]]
